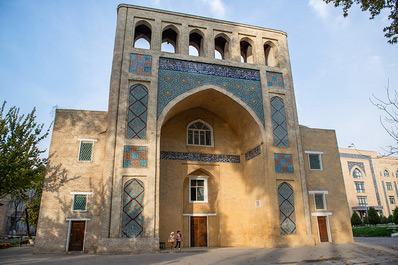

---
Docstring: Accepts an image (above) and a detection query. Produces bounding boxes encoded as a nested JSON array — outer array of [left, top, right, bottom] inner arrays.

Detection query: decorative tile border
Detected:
[[127, 84, 148, 139], [340, 153, 381, 206], [158, 58, 264, 126], [245, 145, 261, 161], [271, 96, 288, 148], [274, 153, 294, 173], [348, 161, 366, 174], [266, 72, 284, 87], [122, 178, 144, 238], [160, 151, 240, 163], [130, 54, 151, 75], [278, 182, 296, 235], [123, 146, 147, 168]]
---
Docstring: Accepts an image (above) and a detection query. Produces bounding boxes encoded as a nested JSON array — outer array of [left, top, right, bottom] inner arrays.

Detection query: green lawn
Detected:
[[352, 226, 397, 237]]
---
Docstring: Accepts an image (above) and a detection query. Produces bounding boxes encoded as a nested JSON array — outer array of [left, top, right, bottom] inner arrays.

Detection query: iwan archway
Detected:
[[158, 87, 270, 247]]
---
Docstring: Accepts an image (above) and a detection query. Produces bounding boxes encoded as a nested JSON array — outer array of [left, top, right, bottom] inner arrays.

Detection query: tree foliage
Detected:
[[367, 207, 381, 225], [351, 211, 363, 225], [371, 85, 398, 155], [0, 101, 48, 200], [394, 206, 398, 224], [323, 0, 398, 44]]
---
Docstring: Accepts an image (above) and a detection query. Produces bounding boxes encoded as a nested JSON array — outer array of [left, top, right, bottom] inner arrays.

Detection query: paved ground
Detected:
[[0, 237, 397, 265]]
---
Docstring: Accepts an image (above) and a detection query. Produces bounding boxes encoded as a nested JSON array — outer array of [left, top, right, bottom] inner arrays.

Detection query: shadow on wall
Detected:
[[34, 152, 106, 253]]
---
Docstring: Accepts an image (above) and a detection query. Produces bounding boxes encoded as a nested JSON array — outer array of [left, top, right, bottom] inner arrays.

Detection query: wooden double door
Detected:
[[68, 221, 86, 251], [190, 217, 207, 247]]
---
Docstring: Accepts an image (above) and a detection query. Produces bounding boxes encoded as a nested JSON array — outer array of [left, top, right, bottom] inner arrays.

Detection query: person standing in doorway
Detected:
[[175, 230, 183, 250], [168, 232, 175, 249]]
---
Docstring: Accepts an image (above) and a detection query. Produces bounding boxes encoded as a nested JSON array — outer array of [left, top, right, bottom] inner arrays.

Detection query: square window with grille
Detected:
[[389, 196, 396, 204], [78, 141, 94, 161], [73, 195, 87, 211], [314, 194, 326, 210], [306, 152, 323, 170]]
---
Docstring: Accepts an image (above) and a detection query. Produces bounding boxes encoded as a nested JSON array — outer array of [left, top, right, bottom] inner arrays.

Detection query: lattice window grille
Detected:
[[73, 195, 87, 211], [78, 142, 94, 161]]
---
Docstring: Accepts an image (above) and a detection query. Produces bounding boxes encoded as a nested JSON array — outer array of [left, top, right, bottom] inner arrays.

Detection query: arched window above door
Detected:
[[187, 120, 213, 147]]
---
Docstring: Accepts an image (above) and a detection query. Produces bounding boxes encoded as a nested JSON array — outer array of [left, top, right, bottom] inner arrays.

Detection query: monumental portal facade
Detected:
[[34, 4, 353, 253]]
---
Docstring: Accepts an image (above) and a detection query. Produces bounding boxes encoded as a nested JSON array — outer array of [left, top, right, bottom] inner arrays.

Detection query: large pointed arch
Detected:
[[157, 85, 265, 141]]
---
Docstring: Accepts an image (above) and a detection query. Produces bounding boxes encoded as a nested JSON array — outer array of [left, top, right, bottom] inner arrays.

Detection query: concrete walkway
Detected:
[[0, 237, 397, 264]]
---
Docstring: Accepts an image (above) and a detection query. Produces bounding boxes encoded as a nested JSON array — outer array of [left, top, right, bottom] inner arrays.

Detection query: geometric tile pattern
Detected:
[[340, 153, 382, 206], [130, 54, 151, 75], [127, 84, 148, 139], [122, 178, 144, 238], [274, 153, 294, 173], [278, 182, 296, 235], [271, 96, 288, 147], [266, 72, 284, 87], [348, 161, 366, 174], [245, 145, 261, 161], [160, 151, 240, 163], [158, 58, 264, 126], [123, 146, 147, 168]]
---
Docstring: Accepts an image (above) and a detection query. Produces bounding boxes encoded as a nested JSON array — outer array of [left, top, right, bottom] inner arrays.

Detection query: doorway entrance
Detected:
[[317, 216, 329, 242], [68, 221, 86, 251], [190, 216, 207, 247]]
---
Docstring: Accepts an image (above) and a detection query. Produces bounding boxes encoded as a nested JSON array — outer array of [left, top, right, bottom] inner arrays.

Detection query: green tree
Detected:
[[380, 215, 389, 224], [387, 214, 394, 223], [363, 216, 369, 224], [0, 101, 49, 236], [394, 207, 398, 224], [323, 0, 398, 44], [368, 207, 381, 225], [351, 211, 363, 225]]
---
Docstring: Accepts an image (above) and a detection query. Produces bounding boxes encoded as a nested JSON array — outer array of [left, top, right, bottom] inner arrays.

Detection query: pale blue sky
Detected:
[[1, 0, 397, 155]]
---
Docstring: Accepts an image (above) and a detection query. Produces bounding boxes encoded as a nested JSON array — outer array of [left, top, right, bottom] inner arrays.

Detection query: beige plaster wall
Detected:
[[35, 109, 107, 253], [301, 127, 353, 245]]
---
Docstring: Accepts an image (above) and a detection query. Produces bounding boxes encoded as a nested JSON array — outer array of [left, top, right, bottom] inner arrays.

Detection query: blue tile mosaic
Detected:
[[124, 146, 148, 168], [278, 182, 296, 235], [245, 145, 261, 161], [348, 161, 366, 174], [158, 58, 264, 126], [274, 153, 294, 173], [122, 178, 144, 238], [130, 53, 151, 75], [127, 84, 148, 139], [160, 151, 240, 163], [271, 96, 288, 147], [266, 72, 284, 87]]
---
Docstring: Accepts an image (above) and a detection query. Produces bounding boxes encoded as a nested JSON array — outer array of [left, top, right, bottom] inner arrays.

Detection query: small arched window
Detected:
[[353, 168, 363, 179], [134, 22, 152, 49], [214, 35, 229, 60], [161, 27, 178, 53], [384, 170, 389, 177], [264, 42, 278, 67], [189, 31, 204, 56], [187, 120, 213, 146], [240, 39, 254, 63]]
